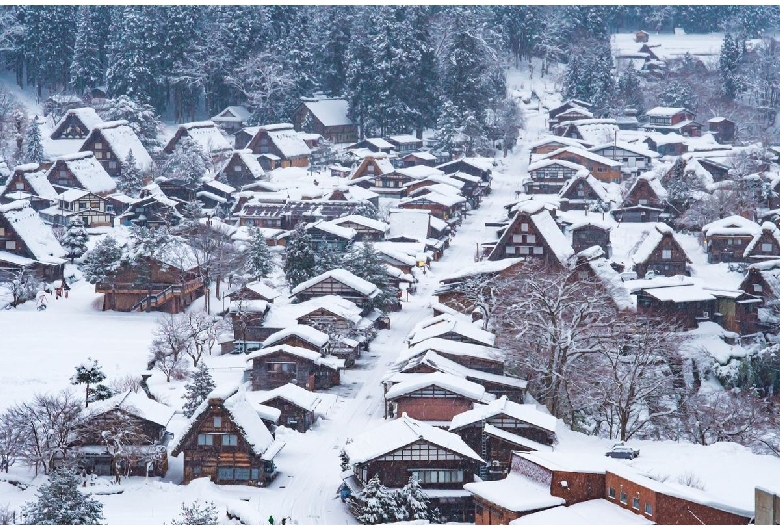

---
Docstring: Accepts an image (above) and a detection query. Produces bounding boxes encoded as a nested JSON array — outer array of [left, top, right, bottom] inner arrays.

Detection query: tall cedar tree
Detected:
[[22, 467, 104, 525], [118, 150, 144, 196], [244, 228, 274, 279], [283, 224, 317, 288], [162, 135, 209, 188], [22, 119, 44, 164], [70, 6, 103, 94], [182, 363, 216, 418], [71, 358, 112, 408], [344, 243, 394, 312]]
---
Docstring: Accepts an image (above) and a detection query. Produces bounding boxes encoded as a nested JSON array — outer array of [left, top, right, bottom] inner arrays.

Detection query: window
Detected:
[[520, 223, 529, 232], [234, 468, 250, 480], [94, 142, 103, 149], [727, 239, 734, 246], [378, 442, 461, 461], [620, 492, 627, 504], [108, 161, 117, 169], [78, 202, 87, 210], [192, 466, 201, 475], [645, 503, 652, 515], [598, 167, 605, 173], [59, 170, 68, 178], [518, 246, 530, 255], [533, 246, 544, 255], [762, 243, 774, 252], [0, 228, 4, 236], [251, 468, 260, 480], [197, 434, 213, 446], [505, 246, 515, 255], [753, 284, 763, 292], [632, 497, 640, 510], [218, 467, 235, 480], [222, 434, 238, 446], [15, 182, 24, 190], [234, 165, 243, 172], [213, 416, 222, 428], [410, 469, 464, 484], [608, 487, 616, 499], [526, 234, 536, 244], [95, 151, 102, 159], [512, 234, 523, 243], [475, 505, 483, 515], [662, 249, 672, 259], [266, 362, 296, 373], [638, 198, 648, 205], [5, 241, 15, 250]]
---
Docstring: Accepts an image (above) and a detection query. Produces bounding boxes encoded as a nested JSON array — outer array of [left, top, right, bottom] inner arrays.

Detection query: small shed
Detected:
[[635, 30, 649, 43]]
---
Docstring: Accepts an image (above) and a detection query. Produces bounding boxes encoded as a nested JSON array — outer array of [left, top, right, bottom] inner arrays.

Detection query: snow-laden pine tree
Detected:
[[283, 224, 317, 288], [118, 150, 144, 197], [69, 6, 103, 94], [162, 136, 209, 188], [657, 80, 697, 111], [433, 100, 461, 156], [61, 221, 89, 263], [171, 500, 219, 525], [719, 32, 744, 101], [21, 467, 104, 525], [99, 95, 162, 152], [23, 119, 44, 164], [71, 358, 112, 408], [615, 62, 644, 114], [350, 474, 400, 525], [398, 475, 433, 521], [344, 243, 394, 312], [80, 235, 123, 290], [181, 363, 216, 418], [313, 244, 343, 277], [244, 228, 274, 279], [339, 448, 350, 472]]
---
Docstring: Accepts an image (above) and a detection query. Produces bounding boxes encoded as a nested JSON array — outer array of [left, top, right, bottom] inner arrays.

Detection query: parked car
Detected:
[[605, 443, 640, 459]]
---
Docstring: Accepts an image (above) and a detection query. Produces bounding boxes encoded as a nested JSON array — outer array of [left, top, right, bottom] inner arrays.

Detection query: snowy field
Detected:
[[611, 30, 725, 63]]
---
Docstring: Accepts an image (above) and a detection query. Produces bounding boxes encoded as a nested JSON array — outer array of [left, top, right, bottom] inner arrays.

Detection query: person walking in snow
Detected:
[[268, 515, 274, 525]]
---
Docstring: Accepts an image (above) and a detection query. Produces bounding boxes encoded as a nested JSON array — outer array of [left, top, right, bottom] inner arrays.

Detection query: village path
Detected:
[[261, 162, 523, 524]]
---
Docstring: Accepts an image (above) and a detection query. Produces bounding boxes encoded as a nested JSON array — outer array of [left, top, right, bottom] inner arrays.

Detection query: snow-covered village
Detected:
[[0, 4, 780, 526]]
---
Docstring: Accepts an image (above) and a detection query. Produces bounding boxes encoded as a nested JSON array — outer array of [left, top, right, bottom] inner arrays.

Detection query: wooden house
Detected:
[[39, 189, 114, 228], [384, 372, 494, 422], [164, 121, 233, 163], [708, 117, 736, 143], [449, 396, 557, 479], [73, 390, 174, 477], [244, 123, 311, 169], [604, 469, 752, 525], [344, 415, 484, 523], [229, 280, 280, 304], [436, 158, 493, 183], [237, 199, 371, 231], [45, 152, 116, 196], [94, 242, 203, 312], [49, 107, 102, 140], [708, 288, 761, 335], [245, 345, 343, 391], [524, 159, 586, 195], [550, 107, 594, 130], [303, 219, 357, 252], [547, 100, 593, 130], [590, 141, 658, 176], [403, 336, 504, 375], [290, 268, 379, 309], [387, 134, 423, 155], [635, 284, 716, 330], [570, 221, 612, 257], [488, 204, 574, 268], [229, 298, 271, 353], [254, 383, 322, 433], [330, 215, 388, 241], [398, 191, 466, 221], [646, 136, 689, 157], [197, 178, 236, 210], [408, 314, 496, 349], [743, 222, 780, 261], [740, 260, 780, 302], [544, 147, 622, 184], [612, 176, 668, 223], [558, 172, 613, 211], [80, 120, 153, 177], [347, 138, 394, 154], [631, 223, 691, 278], [210, 105, 250, 133], [702, 215, 760, 263], [466, 451, 607, 525], [642, 107, 702, 137], [698, 158, 730, 182], [635, 30, 649, 43], [402, 151, 438, 168], [263, 325, 330, 356], [118, 192, 182, 228], [556, 119, 619, 147], [0, 200, 66, 281], [170, 389, 285, 487], [527, 137, 591, 161], [292, 98, 357, 144], [215, 150, 265, 189], [0, 164, 58, 211]]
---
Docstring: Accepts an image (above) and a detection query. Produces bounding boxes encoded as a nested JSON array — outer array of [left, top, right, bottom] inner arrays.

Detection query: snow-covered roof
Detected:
[[527, 158, 588, 173], [544, 146, 622, 168], [211, 105, 250, 123], [510, 499, 653, 525], [0, 200, 66, 264], [0, 166, 58, 201], [439, 258, 523, 284], [175, 121, 232, 156], [449, 396, 557, 433], [388, 208, 430, 241], [645, 106, 689, 117], [483, 424, 553, 453], [396, 165, 444, 180], [264, 324, 329, 348], [264, 294, 364, 328], [400, 337, 505, 365], [256, 382, 322, 412], [514, 450, 612, 474], [291, 268, 379, 297], [702, 215, 760, 238], [264, 127, 312, 159], [530, 208, 575, 266], [331, 214, 389, 233], [744, 222, 780, 257], [51, 107, 103, 137], [155, 240, 200, 271], [300, 99, 352, 127], [408, 317, 496, 347], [385, 371, 494, 402], [464, 473, 565, 513], [558, 173, 610, 203], [228, 149, 265, 180], [578, 249, 634, 311], [590, 141, 659, 159], [405, 151, 437, 161], [527, 136, 589, 151], [84, 390, 175, 428], [344, 414, 484, 465], [229, 299, 269, 314], [172, 387, 278, 458], [240, 280, 280, 301], [560, 120, 620, 145], [245, 344, 345, 371], [51, 152, 116, 194], [308, 219, 357, 240], [641, 284, 716, 303], [87, 120, 152, 171], [388, 134, 422, 145], [399, 190, 466, 208]]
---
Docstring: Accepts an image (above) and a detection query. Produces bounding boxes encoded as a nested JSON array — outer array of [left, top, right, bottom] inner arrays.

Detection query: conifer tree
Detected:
[[81, 236, 123, 287], [433, 100, 460, 156], [99, 95, 163, 152], [616, 63, 644, 113], [61, 221, 89, 263], [349, 474, 401, 525], [398, 475, 433, 521], [118, 150, 144, 197], [344, 243, 394, 312], [23, 119, 44, 164], [283, 224, 317, 288], [71, 358, 112, 408], [181, 363, 216, 418], [162, 136, 209, 188], [22, 467, 104, 525], [719, 32, 743, 101], [244, 228, 274, 279], [70, 6, 103, 94]]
